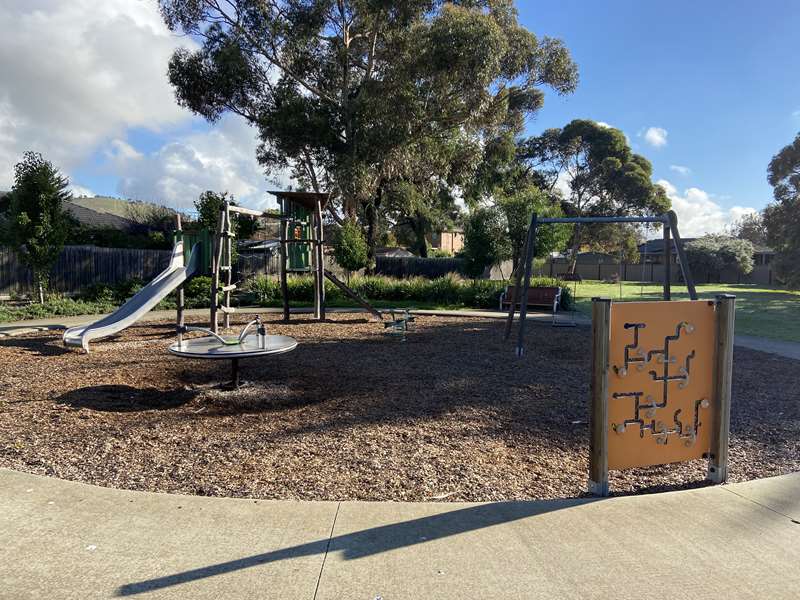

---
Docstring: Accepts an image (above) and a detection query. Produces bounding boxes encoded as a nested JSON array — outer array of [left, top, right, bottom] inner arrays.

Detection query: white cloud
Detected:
[[793, 109, 800, 119], [642, 127, 668, 148], [69, 184, 94, 197], [109, 117, 290, 211], [669, 164, 691, 176], [0, 1, 193, 188], [596, 121, 613, 129], [656, 179, 757, 237]]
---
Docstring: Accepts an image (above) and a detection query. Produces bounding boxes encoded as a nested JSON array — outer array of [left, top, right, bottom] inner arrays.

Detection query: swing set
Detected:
[[505, 210, 698, 356]]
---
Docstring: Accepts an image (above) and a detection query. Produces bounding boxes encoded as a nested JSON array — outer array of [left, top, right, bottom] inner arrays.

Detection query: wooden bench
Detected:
[[499, 285, 562, 318]]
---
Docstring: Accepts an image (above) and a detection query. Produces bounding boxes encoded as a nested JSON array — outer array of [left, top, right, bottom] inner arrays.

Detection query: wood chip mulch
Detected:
[[1, 314, 798, 502]]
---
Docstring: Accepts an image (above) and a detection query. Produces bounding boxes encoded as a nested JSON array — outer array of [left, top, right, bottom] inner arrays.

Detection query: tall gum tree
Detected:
[[764, 132, 800, 287], [159, 0, 578, 263], [519, 119, 670, 272]]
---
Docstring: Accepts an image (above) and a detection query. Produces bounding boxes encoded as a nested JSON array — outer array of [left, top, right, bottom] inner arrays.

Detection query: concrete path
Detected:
[[734, 334, 800, 361], [1, 468, 799, 599]]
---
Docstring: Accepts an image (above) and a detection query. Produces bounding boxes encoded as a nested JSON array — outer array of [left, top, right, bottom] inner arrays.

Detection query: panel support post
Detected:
[[663, 221, 671, 300], [514, 213, 538, 356], [708, 294, 735, 484], [589, 297, 612, 497], [279, 198, 290, 322]]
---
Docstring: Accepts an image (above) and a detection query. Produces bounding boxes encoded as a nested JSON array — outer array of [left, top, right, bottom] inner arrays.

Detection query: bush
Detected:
[[183, 276, 212, 308], [462, 207, 510, 278], [333, 219, 369, 275], [241, 274, 572, 310], [685, 235, 754, 282]]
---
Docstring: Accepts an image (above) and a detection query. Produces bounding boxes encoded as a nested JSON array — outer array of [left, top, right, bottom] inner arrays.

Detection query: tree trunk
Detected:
[[35, 272, 45, 304], [365, 201, 379, 274]]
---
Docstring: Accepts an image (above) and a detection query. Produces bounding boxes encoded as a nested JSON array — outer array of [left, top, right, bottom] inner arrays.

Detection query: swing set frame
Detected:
[[505, 210, 698, 356]]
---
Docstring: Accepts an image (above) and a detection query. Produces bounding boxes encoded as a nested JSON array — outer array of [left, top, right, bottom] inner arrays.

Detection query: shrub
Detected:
[[333, 219, 369, 275], [183, 275, 212, 308], [462, 207, 510, 278], [241, 274, 572, 310], [685, 235, 754, 282]]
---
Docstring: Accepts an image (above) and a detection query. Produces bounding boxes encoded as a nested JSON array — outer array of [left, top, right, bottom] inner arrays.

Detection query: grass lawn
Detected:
[[569, 280, 800, 343]]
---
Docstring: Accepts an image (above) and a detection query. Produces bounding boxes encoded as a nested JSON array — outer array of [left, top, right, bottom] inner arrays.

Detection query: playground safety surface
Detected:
[[1, 314, 798, 501]]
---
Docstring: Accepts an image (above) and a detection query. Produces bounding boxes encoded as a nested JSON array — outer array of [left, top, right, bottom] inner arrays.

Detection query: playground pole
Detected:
[[708, 294, 735, 483], [515, 213, 538, 357], [663, 221, 671, 300], [279, 198, 290, 322], [588, 297, 612, 497]]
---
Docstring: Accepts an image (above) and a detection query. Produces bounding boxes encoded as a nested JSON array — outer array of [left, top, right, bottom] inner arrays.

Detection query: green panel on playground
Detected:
[[285, 201, 311, 272]]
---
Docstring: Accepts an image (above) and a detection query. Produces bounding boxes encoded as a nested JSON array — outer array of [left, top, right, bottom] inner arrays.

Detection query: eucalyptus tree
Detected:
[[159, 0, 578, 262], [764, 132, 800, 287], [519, 119, 669, 271]]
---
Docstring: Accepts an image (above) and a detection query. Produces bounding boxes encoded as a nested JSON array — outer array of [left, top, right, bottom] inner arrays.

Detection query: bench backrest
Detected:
[[505, 286, 560, 304]]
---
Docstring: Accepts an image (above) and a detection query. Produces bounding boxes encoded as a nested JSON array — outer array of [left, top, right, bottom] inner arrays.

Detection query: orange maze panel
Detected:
[[606, 300, 717, 471]]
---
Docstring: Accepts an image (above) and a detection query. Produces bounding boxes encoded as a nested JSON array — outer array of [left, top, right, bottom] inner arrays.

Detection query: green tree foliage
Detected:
[[195, 190, 231, 231], [333, 218, 369, 279], [764, 133, 800, 287], [730, 212, 768, 247], [159, 0, 578, 262], [5, 152, 73, 302], [466, 130, 568, 273], [194, 190, 260, 239], [585, 223, 642, 263], [685, 235, 754, 282], [519, 119, 670, 270], [462, 207, 511, 278]]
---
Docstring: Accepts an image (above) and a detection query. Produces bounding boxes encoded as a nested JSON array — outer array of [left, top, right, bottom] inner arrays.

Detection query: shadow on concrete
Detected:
[[115, 497, 595, 596], [56, 385, 196, 412]]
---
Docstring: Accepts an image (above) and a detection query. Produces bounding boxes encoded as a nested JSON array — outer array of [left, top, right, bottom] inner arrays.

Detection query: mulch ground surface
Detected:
[[1, 314, 798, 502]]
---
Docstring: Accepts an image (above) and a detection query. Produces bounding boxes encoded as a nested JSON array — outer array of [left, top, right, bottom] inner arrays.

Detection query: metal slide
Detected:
[[63, 241, 200, 352]]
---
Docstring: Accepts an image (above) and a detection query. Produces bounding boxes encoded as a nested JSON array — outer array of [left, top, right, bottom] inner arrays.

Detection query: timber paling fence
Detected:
[[0, 246, 776, 298], [0, 246, 282, 298]]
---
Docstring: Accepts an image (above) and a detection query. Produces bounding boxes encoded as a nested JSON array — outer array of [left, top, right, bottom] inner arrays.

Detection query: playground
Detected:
[[1, 313, 798, 502]]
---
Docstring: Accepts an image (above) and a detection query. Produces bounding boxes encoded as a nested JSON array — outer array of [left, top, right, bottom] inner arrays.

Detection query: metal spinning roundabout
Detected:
[[169, 316, 297, 388]]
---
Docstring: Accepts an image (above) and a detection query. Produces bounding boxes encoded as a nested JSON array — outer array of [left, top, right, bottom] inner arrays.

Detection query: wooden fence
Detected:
[[0, 246, 172, 298], [545, 260, 775, 286], [0, 246, 283, 298]]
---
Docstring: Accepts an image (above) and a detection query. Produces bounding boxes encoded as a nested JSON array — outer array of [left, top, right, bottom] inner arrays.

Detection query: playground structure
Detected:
[[168, 190, 386, 386], [168, 314, 298, 388], [588, 296, 735, 496], [210, 191, 382, 332], [62, 218, 200, 352], [505, 210, 697, 357]]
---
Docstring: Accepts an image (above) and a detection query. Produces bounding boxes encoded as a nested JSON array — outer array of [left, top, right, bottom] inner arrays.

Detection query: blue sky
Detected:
[[1, 1, 797, 236], [517, 0, 799, 229]]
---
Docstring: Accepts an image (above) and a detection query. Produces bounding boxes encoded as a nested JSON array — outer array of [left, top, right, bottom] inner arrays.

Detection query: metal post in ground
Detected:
[[588, 297, 612, 497], [708, 294, 735, 483]]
